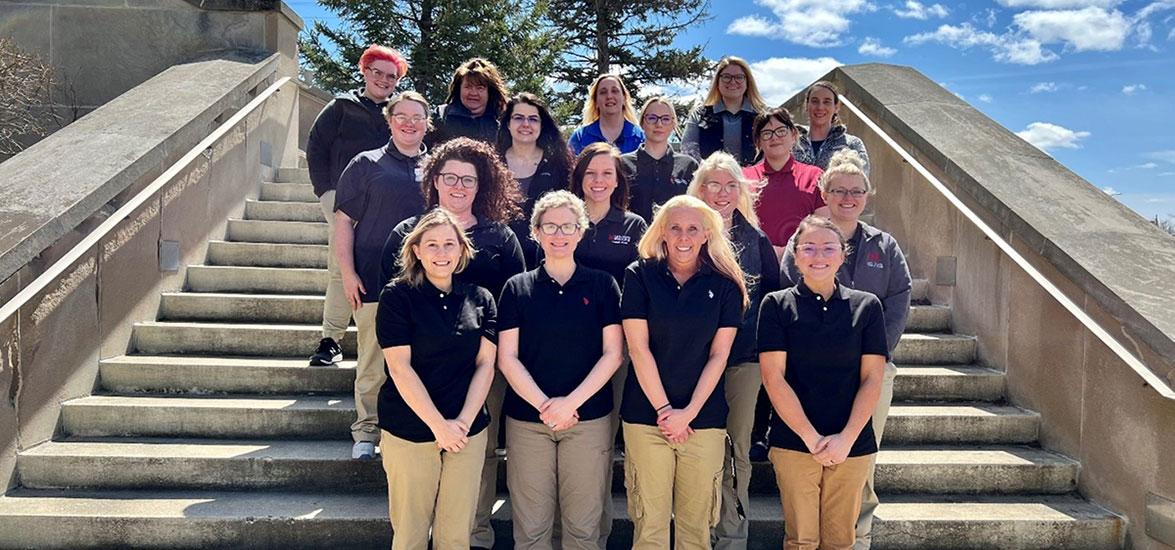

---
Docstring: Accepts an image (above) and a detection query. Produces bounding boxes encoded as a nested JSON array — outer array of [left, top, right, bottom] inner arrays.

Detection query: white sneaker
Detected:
[[352, 441, 376, 460]]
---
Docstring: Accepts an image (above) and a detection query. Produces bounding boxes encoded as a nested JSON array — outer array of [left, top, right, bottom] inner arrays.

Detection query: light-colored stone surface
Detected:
[[259, 181, 317, 202], [185, 265, 326, 294], [226, 219, 328, 245], [244, 199, 323, 222]]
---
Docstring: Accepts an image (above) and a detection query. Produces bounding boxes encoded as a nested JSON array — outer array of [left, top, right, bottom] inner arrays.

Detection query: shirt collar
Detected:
[[384, 141, 427, 161], [537, 263, 589, 288], [796, 280, 849, 301], [713, 97, 755, 115], [636, 144, 673, 164], [420, 277, 466, 299], [585, 119, 637, 142], [761, 156, 795, 175], [598, 206, 625, 225]]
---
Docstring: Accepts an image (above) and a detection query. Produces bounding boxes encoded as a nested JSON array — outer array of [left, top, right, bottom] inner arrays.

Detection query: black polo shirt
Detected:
[[575, 207, 647, 287], [621, 146, 699, 222], [497, 265, 622, 423], [335, 144, 427, 302], [729, 211, 782, 365], [757, 283, 889, 456], [619, 259, 743, 429], [376, 279, 496, 443], [382, 215, 527, 298]]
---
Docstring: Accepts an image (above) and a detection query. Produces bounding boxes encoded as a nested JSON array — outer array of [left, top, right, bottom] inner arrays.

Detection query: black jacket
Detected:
[[690, 104, 757, 165], [306, 89, 390, 197], [426, 102, 500, 147]]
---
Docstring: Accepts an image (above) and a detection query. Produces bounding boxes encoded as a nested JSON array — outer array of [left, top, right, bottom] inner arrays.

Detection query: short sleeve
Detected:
[[568, 127, 585, 155], [333, 156, 369, 221], [376, 285, 413, 348], [477, 288, 498, 344], [496, 277, 523, 332], [718, 278, 743, 328], [619, 264, 649, 320], [859, 295, 890, 360], [757, 292, 791, 353], [597, 274, 622, 326]]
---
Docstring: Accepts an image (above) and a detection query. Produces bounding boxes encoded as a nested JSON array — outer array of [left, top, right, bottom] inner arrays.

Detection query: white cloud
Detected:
[[1013, 7, 1132, 51], [1169, 27, 1175, 40], [996, 0, 1122, 7], [904, 23, 1060, 64], [859, 37, 897, 57], [1016, 121, 1091, 151], [1029, 81, 1059, 92], [1146, 150, 1175, 163], [978, 93, 994, 102], [1122, 83, 1148, 94], [894, 0, 950, 19], [748, 56, 844, 105], [1135, 162, 1159, 169], [726, 0, 877, 47]]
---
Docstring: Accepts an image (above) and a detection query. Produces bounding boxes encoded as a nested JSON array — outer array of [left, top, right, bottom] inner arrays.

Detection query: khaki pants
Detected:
[[854, 361, 896, 550], [713, 362, 760, 549], [319, 190, 352, 341], [769, 448, 873, 550], [506, 416, 613, 550], [351, 303, 382, 443], [381, 429, 488, 550], [623, 422, 726, 550], [471, 373, 506, 548]]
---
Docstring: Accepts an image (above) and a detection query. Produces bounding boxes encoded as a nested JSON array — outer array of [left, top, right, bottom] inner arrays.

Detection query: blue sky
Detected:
[[288, 0, 1175, 222]]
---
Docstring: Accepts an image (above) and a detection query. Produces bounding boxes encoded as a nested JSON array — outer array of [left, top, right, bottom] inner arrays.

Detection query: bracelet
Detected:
[[655, 403, 672, 413]]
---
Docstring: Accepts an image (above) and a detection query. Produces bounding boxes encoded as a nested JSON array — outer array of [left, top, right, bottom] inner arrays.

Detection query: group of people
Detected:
[[305, 44, 912, 550]]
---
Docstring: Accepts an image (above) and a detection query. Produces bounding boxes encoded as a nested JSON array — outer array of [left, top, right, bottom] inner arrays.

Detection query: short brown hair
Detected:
[[570, 142, 631, 212]]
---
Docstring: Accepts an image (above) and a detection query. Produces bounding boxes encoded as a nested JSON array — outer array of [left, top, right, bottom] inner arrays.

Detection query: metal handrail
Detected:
[[0, 76, 291, 325], [840, 94, 1175, 400]]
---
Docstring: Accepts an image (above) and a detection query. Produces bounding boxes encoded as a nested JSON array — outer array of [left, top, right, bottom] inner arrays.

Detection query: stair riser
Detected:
[[260, 182, 316, 202], [245, 200, 324, 223], [275, 168, 310, 184], [884, 415, 1038, 444], [61, 406, 352, 439], [158, 295, 327, 324], [186, 267, 326, 294], [99, 363, 353, 395], [892, 338, 975, 365], [207, 242, 327, 269], [226, 220, 328, 245], [905, 307, 950, 332], [894, 373, 1004, 402]]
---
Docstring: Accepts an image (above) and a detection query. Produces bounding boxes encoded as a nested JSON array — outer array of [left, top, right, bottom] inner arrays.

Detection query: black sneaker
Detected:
[[309, 337, 342, 366], [749, 440, 770, 462]]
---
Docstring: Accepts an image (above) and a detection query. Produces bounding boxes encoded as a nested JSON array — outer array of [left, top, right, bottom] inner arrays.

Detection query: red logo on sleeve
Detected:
[[583, 297, 590, 305]]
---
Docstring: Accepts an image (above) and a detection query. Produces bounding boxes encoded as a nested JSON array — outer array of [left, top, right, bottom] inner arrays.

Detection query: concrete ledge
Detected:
[[180, 0, 304, 30], [1148, 492, 1175, 546], [0, 53, 279, 287]]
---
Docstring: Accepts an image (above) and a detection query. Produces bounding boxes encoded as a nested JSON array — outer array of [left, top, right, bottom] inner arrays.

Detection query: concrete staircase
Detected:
[[0, 168, 1123, 549]]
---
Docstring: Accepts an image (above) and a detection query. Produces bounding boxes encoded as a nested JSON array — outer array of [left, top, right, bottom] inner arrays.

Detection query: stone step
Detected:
[[98, 356, 1003, 402], [19, 440, 1079, 496], [275, 167, 310, 184], [0, 489, 1121, 549], [186, 265, 326, 294], [260, 182, 316, 203], [912, 278, 929, 303], [59, 395, 1037, 445], [154, 292, 950, 334], [226, 219, 328, 245], [130, 321, 973, 364], [206, 240, 327, 268], [244, 199, 324, 223]]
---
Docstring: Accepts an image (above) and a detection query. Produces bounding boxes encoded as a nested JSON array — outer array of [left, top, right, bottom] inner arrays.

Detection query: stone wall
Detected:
[[800, 63, 1175, 549]]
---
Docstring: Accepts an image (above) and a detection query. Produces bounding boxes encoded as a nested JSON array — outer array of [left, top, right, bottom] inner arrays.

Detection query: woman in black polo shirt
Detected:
[[758, 215, 888, 550], [379, 136, 526, 550], [570, 142, 648, 287], [377, 208, 496, 550], [620, 194, 748, 549], [620, 97, 698, 223], [686, 151, 780, 548], [497, 190, 624, 549], [496, 93, 574, 269]]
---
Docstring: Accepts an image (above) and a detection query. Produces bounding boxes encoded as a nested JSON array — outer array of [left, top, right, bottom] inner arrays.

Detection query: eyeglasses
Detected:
[[826, 188, 868, 198], [538, 222, 581, 236], [719, 74, 746, 84], [510, 114, 541, 126], [703, 181, 740, 194], [391, 114, 427, 125], [643, 114, 673, 126], [437, 173, 478, 189], [758, 127, 794, 141], [365, 66, 399, 82], [796, 244, 842, 258]]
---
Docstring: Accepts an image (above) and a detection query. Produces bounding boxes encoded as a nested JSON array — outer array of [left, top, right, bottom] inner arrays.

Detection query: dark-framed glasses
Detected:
[[538, 222, 581, 236], [826, 188, 868, 198], [438, 173, 478, 189], [643, 114, 673, 126]]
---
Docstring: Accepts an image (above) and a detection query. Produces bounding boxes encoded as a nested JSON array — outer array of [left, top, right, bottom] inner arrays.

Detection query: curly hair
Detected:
[[421, 137, 523, 224], [570, 142, 631, 212], [496, 93, 573, 183]]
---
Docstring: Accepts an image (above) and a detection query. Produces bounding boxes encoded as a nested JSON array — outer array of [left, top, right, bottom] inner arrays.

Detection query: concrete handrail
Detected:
[[0, 76, 291, 326], [839, 94, 1175, 401]]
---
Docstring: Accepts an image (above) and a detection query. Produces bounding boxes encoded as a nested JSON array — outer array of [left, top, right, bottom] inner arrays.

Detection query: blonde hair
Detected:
[[383, 91, 434, 132], [703, 57, 767, 112], [581, 74, 639, 125], [686, 151, 761, 229], [637, 195, 749, 310], [638, 96, 679, 140], [818, 149, 873, 195], [394, 208, 475, 288], [531, 190, 589, 231]]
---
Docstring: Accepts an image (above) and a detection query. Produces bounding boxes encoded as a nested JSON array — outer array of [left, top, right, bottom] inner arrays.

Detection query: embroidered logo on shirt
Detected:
[[867, 251, 884, 269], [610, 234, 632, 245], [583, 297, 590, 306], [708, 290, 715, 299]]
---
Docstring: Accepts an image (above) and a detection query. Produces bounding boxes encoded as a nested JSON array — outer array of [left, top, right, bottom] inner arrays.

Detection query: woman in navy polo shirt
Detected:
[[621, 96, 699, 223], [378, 136, 526, 550], [569, 142, 648, 287], [759, 215, 889, 550], [377, 208, 496, 550], [496, 93, 574, 269], [686, 151, 780, 548], [620, 194, 749, 549], [497, 190, 624, 549], [780, 149, 910, 548], [568, 74, 645, 155]]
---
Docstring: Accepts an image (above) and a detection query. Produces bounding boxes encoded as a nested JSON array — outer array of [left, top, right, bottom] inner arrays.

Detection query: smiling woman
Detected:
[[568, 74, 645, 155]]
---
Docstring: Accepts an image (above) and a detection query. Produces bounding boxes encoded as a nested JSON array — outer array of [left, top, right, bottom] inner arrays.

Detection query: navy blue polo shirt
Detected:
[[497, 265, 622, 423], [376, 279, 496, 443], [620, 146, 699, 223], [728, 210, 782, 365], [334, 144, 426, 302], [382, 215, 526, 298], [757, 283, 889, 456], [575, 207, 647, 287], [619, 259, 744, 429]]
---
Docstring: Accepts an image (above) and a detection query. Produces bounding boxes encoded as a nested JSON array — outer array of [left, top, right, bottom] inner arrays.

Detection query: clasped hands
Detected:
[[657, 407, 696, 444], [539, 396, 579, 431], [805, 432, 852, 467]]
